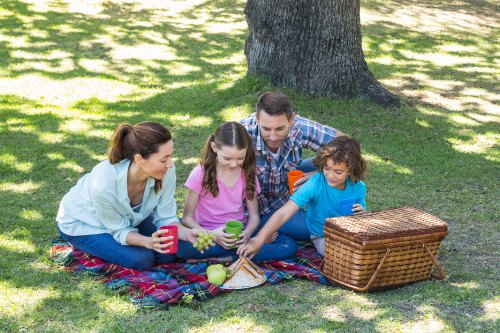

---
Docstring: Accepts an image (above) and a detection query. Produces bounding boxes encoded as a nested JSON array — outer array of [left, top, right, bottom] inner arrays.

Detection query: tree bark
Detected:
[[244, 0, 400, 107]]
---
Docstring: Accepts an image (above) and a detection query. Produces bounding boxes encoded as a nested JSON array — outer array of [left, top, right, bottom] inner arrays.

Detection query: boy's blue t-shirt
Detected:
[[290, 172, 366, 237]]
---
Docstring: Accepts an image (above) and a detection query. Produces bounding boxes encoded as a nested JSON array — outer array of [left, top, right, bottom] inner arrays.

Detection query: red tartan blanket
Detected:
[[51, 239, 328, 308]]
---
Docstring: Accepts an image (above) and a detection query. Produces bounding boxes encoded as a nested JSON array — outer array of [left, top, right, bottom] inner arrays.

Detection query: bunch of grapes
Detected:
[[193, 232, 215, 252]]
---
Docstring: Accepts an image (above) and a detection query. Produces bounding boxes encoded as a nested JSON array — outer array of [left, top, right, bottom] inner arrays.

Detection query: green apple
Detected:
[[207, 264, 224, 274], [207, 268, 227, 285]]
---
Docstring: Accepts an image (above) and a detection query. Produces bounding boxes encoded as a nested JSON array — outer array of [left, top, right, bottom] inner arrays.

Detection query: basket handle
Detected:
[[320, 248, 391, 292], [423, 243, 446, 280]]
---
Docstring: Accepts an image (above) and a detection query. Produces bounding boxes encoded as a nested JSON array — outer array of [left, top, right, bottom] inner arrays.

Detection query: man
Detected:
[[240, 91, 344, 241]]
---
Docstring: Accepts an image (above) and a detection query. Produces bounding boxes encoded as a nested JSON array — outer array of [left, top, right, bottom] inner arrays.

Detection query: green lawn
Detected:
[[1, 0, 498, 332]]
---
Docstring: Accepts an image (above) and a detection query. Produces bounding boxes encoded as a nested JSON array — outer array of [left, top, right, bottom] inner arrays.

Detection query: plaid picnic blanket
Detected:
[[51, 239, 328, 308]]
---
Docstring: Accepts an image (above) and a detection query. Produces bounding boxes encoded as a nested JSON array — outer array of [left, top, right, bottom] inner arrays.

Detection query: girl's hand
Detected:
[[211, 226, 237, 249], [150, 229, 174, 254], [352, 203, 365, 215], [237, 238, 262, 260], [264, 232, 278, 244], [188, 228, 216, 253], [186, 228, 204, 243], [235, 230, 252, 246]]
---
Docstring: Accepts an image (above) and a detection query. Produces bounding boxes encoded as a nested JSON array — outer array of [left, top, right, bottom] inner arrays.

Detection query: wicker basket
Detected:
[[320, 206, 448, 291]]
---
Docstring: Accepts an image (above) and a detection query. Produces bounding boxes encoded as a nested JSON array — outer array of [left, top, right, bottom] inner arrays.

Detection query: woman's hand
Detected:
[[150, 229, 174, 254], [211, 226, 237, 249], [352, 203, 365, 215]]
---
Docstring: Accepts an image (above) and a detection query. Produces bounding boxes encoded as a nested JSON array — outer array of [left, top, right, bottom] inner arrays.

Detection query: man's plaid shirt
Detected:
[[240, 113, 337, 215]]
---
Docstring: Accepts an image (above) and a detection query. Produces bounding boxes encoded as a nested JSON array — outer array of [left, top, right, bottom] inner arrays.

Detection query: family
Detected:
[[56, 91, 367, 270]]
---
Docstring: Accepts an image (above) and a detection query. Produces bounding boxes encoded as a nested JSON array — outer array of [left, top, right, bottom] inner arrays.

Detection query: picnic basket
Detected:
[[320, 206, 448, 291]]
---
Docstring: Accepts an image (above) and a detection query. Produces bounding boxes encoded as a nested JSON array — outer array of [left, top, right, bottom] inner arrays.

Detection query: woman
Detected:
[[56, 122, 201, 270]]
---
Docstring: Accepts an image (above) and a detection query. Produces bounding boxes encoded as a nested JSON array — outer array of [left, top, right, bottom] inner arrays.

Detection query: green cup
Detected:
[[225, 220, 243, 249]]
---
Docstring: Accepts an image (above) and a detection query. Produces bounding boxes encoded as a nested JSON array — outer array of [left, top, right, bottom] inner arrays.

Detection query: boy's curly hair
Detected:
[[313, 136, 367, 183]]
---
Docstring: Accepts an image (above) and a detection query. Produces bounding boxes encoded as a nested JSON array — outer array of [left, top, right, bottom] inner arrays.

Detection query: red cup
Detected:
[[159, 225, 178, 254], [287, 170, 304, 194]]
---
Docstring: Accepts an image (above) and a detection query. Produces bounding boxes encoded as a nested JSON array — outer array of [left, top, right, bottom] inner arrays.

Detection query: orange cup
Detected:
[[287, 170, 304, 194]]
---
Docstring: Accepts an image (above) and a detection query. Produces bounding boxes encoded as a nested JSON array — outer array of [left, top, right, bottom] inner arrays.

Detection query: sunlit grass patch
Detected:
[[482, 297, 500, 322], [0, 74, 139, 107], [39, 132, 66, 144], [0, 236, 37, 253], [448, 132, 499, 160], [186, 318, 268, 333], [0, 154, 33, 173], [0, 282, 58, 316], [57, 161, 85, 173], [0, 181, 40, 193], [220, 105, 250, 121], [168, 114, 213, 127], [399, 317, 448, 333], [365, 153, 414, 175], [19, 209, 43, 221]]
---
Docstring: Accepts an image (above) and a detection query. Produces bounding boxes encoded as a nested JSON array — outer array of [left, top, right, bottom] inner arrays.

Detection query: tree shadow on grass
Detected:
[[362, 0, 500, 18], [0, 0, 247, 87]]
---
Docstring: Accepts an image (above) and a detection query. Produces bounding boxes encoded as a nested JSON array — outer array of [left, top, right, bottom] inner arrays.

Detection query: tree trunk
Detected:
[[244, 0, 400, 106]]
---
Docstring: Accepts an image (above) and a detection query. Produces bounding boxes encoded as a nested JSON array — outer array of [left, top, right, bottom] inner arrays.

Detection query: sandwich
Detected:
[[222, 257, 266, 289]]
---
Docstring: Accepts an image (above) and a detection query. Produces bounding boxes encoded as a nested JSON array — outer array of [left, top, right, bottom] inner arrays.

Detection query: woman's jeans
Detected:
[[58, 215, 176, 270]]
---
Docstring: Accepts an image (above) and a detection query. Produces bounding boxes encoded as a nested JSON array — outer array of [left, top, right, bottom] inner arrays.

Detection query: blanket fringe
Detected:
[[52, 248, 75, 266], [106, 279, 134, 294], [131, 295, 166, 309]]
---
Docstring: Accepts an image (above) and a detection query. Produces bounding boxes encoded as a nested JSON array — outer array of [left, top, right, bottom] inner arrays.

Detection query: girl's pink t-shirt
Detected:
[[184, 165, 260, 230]]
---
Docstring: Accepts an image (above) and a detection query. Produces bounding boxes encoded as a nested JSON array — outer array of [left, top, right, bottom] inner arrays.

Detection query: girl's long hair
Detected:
[[201, 122, 256, 199], [107, 122, 172, 192]]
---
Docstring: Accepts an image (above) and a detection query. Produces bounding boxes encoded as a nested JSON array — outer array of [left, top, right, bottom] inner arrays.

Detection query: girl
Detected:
[[56, 122, 203, 270], [238, 135, 367, 258], [177, 122, 297, 262]]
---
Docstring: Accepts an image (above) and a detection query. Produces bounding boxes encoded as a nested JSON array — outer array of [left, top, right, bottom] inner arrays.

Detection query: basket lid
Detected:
[[325, 206, 448, 241]]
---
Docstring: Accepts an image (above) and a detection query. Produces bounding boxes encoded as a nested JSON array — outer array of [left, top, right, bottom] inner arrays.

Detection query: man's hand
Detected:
[[292, 170, 318, 192]]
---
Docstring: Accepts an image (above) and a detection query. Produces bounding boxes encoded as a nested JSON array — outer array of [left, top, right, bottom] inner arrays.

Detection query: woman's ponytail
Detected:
[[108, 124, 134, 164]]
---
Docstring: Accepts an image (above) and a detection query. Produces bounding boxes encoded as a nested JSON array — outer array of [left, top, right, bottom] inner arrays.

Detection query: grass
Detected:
[[0, 0, 498, 332]]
